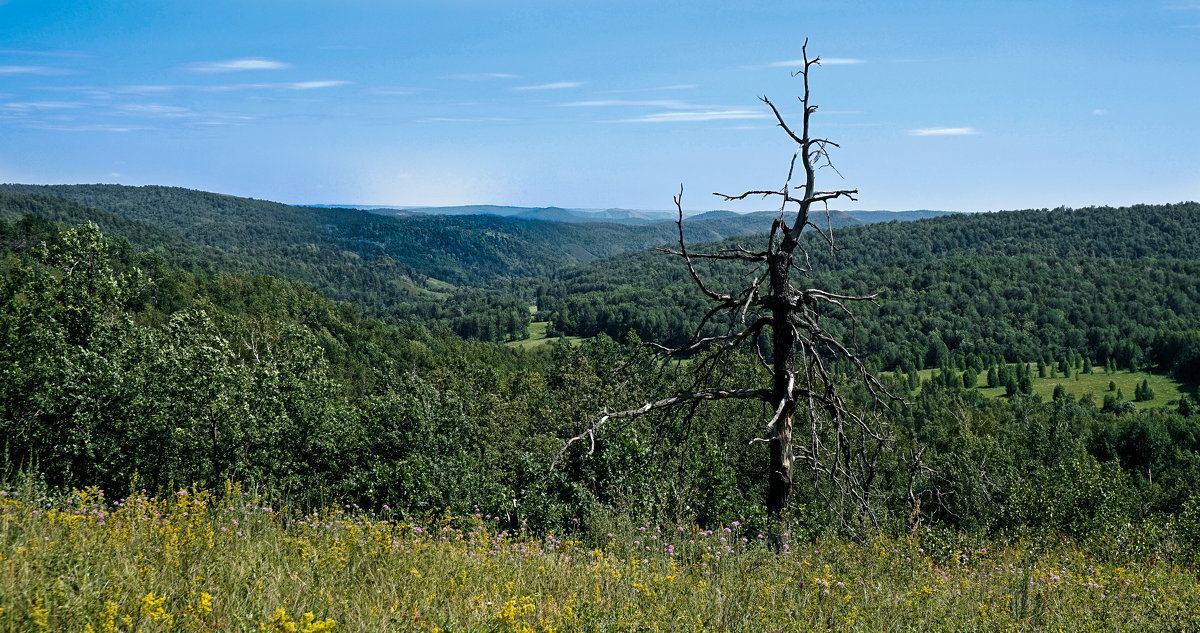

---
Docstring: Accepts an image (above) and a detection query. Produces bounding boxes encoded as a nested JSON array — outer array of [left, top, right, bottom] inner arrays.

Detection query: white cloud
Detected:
[[2, 101, 83, 112], [28, 123, 154, 133], [1093, 108, 1108, 116], [117, 103, 192, 116], [908, 127, 978, 136], [423, 117, 512, 122], [0, 65, 70, 75], [442, 72, 520, 80], [79, 80, 349, 95], [186, 58, 291, 73], [607, 109, 769, 123], [0, 48, 87, 58], [285, 80, 351, 90], [513, 81, 583, 91], [370, 87, 424, 96], [768, 57, 864, 68], [561, 99, 692, 109]]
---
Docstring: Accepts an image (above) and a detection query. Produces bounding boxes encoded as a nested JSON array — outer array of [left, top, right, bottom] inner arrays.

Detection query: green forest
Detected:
[[4, 187, 1200, 629], [2, 188, 1198, 533]]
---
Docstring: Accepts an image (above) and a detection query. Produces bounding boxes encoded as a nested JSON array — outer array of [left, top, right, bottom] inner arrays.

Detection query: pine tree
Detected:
[[962, 367, 977, 389]]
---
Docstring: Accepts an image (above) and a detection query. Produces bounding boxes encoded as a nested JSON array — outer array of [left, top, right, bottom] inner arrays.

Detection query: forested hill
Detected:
[[0, 184, 852, 285], [539, 202, 1200, 377]]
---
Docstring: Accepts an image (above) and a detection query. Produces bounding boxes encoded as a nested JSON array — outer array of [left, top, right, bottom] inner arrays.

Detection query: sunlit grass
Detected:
[[506, 320, 585, 350], [900, 364, 1192, 410], [4, 483, 1200, 631]]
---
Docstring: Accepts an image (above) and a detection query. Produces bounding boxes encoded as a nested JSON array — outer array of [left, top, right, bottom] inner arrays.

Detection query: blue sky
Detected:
[[2, 1, 1198, 212]]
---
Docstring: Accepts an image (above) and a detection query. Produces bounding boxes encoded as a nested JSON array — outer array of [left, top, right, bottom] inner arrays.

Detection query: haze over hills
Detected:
[[316, 204, 680, 225], [0, 184, 867, 286], [0, 183, 849, 336], [317, 202, 958, 226]]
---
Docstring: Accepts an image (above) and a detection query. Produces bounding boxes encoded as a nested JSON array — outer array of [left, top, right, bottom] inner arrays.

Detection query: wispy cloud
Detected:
[[908, 127, 978, 136], [768, 57, 864, 68], [286, 80, 351, 90], [602, 84, 697, 94], [116, 103, 192, 116], [561, 99, 691, 109], [59, 80, 350, 96], [26, 123, 155, 133], [2, 101, 83, 112], [185, 57, 291, 73], [606, 109, 769, 123], [442, 72, 520, 81], [566, 98, 770, 124], [422, 116, 512, 122], [369, 86, 425, 96], [0, 48, 88, 58], [1093, 108, 1108, 116], [513, 81, 583, 91], [0, 65, 71, 75]]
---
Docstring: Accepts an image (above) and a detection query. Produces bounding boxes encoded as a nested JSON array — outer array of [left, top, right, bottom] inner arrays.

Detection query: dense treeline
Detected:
[[0, 185, 814, 342], [539, 203, 1200, 383], [3, 215, 1200, 543]]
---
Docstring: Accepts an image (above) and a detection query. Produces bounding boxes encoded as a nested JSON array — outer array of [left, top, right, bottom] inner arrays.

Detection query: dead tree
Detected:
[[557, 40, 896, 535]]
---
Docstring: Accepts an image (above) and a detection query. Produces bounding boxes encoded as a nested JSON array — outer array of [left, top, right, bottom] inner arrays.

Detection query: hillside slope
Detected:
[[0, 184, 854, 286], [538, 202, 1200, 373]]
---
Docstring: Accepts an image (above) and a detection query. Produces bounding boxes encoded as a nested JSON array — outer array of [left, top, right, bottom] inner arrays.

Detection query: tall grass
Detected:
[[3, 482, 1198, 632]]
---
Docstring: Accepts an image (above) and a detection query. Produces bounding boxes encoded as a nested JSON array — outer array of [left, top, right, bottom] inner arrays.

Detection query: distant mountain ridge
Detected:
[[317, 203, 958, 226], [0, 183, 962, 337], [314, 204, 680, 225], [0, 184, 852, 304]]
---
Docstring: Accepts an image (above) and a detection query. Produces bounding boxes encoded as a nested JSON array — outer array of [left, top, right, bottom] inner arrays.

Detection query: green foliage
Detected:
[[540, 204, 1200, 382], [6, 201, 1200, 546]]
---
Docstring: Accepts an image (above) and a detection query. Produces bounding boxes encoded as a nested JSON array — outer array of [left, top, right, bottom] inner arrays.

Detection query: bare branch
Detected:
[[672, 186, 733, 303], [552, 388, 771, 469]]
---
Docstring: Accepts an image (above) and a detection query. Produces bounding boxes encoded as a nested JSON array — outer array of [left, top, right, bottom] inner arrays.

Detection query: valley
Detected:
[[2, 184, 1199, 631]]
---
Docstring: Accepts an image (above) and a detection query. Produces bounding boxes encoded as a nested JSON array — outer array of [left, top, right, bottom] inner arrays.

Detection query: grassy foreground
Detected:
[[3, 484, 1200, 632]]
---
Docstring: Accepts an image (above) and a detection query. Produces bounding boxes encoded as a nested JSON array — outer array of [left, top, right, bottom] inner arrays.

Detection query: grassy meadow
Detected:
[[506, 319, 585, 351], [905, 365, 1191, 410], [4, 483, 1200, 632]]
